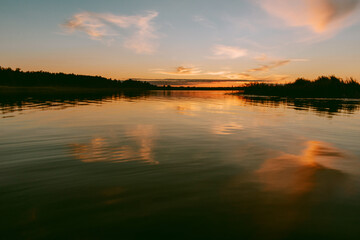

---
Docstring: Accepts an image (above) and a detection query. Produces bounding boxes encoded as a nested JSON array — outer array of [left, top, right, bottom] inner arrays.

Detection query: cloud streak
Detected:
[[153, 66, 203, 75], [62, 11, 159, 53], [248, 60, 291, 72], [152, 59, 295, 81], [153, 66, 234, 77], [259, 0, 359, 33], [211, 45, 248, 59], [222, 73, 289, 81], [152, 56, 307, 81], [226, 58, 307, 81]]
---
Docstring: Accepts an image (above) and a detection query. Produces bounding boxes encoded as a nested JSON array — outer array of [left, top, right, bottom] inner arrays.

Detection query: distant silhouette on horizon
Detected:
[[242, 76, 360, 98]]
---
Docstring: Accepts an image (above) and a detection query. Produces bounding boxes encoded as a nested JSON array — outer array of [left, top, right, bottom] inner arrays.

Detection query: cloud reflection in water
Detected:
[[224, 140, 357, 239], [70, 125, 158, 164], [257, 141, 349, 195]]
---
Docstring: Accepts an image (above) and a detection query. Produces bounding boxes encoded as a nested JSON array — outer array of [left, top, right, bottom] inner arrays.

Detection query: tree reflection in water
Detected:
[[238, 95, 360, 116], [2, 91, 360, 118]]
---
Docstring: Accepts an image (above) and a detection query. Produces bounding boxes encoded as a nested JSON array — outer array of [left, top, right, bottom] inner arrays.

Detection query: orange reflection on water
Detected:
[[127, 125, 157, 164], [70, 125, 158, 164], [152, 90, 235, 100], [212, 122, 243, 135], [257, 141, 348, 195], [252, 141, 353, 238], [175, 104, 199, 116], [224, 140, 354, 239]]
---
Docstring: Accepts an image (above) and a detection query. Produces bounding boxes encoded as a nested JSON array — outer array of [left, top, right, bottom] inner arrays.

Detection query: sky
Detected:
[[1, 0, 360, 84]]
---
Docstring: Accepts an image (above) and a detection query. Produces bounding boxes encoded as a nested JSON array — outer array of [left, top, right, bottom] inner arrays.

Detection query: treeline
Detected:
[[0, 66, 156, 89], [0, 66, 244, 91], [243, 76, 360, 98], [239, 95, 360, 116]]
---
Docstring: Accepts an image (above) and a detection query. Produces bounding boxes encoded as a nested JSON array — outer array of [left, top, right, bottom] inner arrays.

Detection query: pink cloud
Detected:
[[259, 0, 359, 33]]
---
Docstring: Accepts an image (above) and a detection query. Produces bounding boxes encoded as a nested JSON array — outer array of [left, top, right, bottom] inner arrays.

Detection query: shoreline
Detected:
[[0, 85, 243, 93], [233, 93, 360, 101], [3, 86, 360, 99]]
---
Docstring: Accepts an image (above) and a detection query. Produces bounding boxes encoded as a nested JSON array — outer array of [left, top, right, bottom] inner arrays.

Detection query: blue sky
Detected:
[[1, 0, 359, 82]]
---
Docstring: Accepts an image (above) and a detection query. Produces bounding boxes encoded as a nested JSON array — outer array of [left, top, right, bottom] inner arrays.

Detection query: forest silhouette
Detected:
[[242, 76, 360, 98], [0, 66, 155, 89], [1, 67, 359, 97], [0, 66, 240, 90]]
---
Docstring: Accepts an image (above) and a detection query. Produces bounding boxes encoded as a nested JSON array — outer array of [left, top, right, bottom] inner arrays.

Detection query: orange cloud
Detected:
[[153, 64, 291, 81], [225, 73, 289, 81], [62, 11, 159, 53], [259, 0, 359, 33], [221, 58, 305, 81], [153, 66, 203, 75], [152, 56, 305, 81]]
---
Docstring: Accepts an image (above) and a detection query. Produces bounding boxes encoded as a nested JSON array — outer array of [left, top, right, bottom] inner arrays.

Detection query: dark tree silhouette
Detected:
[[0, 66, 157, 89], [242, 76, 360, 98]]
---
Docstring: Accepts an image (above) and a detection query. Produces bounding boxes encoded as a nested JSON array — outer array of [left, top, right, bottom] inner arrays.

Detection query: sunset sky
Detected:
[[1, 0, 360, 83]]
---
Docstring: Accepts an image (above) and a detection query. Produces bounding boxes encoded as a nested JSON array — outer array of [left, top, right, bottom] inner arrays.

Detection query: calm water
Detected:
[[1, 91, 360, 239]]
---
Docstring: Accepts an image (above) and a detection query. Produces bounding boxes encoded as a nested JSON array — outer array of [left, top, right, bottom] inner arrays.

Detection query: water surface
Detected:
[[1, 91, 360, 239]]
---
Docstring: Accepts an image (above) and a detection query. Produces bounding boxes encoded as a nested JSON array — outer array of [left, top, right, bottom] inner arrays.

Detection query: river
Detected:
[[1, 90, 360, 239]]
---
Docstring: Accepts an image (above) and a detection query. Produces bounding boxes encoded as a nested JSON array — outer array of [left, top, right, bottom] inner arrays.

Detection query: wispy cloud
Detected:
[[152, 59, 298, 81], [218, 57, 307, 81], [222, 72, 289, 81], [224, 58, 307, 81], [249, 58, 308, 72], [153, 66, 203, 75], [259, 0, 359, 33], [62, 11, 159, 53], [223, 73, 252, 80], [206, 71, 232, 76], [152, 66, 233, 77], [211, 45, 248, 59], [254, 53, 269, 61], [248, 60, 291, 72], [152, 56, 307, 81]]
